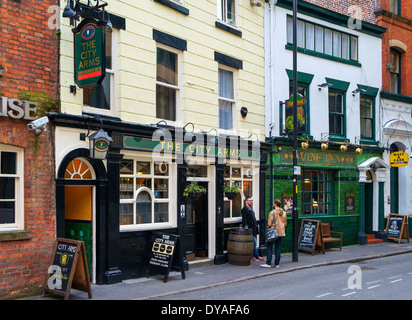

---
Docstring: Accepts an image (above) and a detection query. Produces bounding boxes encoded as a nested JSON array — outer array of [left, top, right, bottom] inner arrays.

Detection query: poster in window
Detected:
[[282, 187, 293, 215], [345, 187, 355, 212]]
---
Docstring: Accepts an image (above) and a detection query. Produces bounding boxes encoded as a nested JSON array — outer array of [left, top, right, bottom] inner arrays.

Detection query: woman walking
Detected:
[[261, 199, 287, 268]]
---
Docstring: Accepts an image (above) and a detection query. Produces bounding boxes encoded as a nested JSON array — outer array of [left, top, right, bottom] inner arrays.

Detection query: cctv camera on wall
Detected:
[[27, 116, 49, 135]]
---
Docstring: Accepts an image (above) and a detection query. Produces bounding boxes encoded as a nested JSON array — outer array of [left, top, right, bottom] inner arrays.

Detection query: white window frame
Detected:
[[155, 43, 182, 125], [119, 154, 176, 231], [83, 28, 118, 117], [217, 0, 238, 27], [0, 144, 24, 231], [218, 65, 237, 134], [223, 165, 254, 223]]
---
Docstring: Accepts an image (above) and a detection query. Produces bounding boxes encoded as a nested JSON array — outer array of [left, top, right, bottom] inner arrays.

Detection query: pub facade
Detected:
[[55, 0, 267, 284]]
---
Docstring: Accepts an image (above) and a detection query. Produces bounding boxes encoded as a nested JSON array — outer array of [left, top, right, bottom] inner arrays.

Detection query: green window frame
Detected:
[[301, 169, 332, 215], [360, 97, 375, 141], [328, 90, 345, 137], [286, 15, 359, 65]]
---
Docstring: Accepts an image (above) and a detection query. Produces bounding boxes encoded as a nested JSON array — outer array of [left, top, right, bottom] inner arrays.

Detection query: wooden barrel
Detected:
[[227, 228, 254, 266]]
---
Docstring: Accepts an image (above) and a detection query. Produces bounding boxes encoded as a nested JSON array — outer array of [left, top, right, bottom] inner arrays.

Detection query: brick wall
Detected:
[[0, 0, 58, 299], [376, 0, 412, 96]]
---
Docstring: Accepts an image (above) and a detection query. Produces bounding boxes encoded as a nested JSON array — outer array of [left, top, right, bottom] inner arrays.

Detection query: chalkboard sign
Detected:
[[43, 238, 92, 300], [298, 219, 323, 255], [146, 233, 185, 283], [386, 214, 410, 244]]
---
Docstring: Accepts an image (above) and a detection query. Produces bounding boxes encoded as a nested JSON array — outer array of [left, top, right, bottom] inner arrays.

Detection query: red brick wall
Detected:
[[377, 0, 412, 96], [0, 0, 58, 299]]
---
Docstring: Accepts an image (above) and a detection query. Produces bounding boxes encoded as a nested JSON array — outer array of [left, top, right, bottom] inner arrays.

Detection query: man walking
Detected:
[[241, 197, 264, 261]]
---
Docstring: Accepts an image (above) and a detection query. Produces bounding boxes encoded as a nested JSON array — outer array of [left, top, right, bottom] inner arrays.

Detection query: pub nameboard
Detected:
[[146, 233, 185, 283], [386, 214, 410, 244], [43, 238, 92, 300], [73, 18, 106, 88]]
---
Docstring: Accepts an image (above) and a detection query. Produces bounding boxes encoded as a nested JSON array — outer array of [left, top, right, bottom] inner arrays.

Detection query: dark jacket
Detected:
[[241, 205, 258, 236]]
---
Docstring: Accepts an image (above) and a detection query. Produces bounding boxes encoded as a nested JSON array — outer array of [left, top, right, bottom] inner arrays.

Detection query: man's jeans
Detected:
[[266, 237, 282, 266]]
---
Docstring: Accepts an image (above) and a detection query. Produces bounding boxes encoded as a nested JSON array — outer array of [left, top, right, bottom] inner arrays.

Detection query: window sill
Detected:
[[0, 230, 32, 242], [215, 20, 242, 37], [285, 44, 361, 67], [359, 139, 379, 146], [154, 0, 189, 15]]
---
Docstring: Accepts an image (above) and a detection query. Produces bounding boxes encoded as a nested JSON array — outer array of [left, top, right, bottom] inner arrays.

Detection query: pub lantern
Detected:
[[88, 128, 112, 159]]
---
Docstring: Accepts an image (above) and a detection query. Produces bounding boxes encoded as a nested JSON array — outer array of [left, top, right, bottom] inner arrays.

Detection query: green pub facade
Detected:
[[267, 137, 387, 251]]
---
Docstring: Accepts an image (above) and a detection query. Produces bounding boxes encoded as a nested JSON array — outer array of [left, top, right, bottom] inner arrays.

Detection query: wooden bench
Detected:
[[320, 223, 343, 251]]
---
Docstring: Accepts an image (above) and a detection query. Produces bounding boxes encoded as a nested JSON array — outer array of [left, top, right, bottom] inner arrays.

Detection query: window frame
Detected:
[[155, 43, 182, 124], [119, 156, 174, 231], [217, 0, 238, 27], [223, 166, 254, 222], [301, 169, 332, 215], [286, 15, 359, 64], [328, 90, 346, 138], [218, 65, 237, 133], [83, 28, 118, 117], [359, 96, 375, 141], [389, 48, 401, 94], [0, 145, 24, 231]]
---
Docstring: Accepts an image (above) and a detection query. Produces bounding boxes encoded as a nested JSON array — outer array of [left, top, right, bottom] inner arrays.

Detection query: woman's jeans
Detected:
[[266, 236, 282, 266]]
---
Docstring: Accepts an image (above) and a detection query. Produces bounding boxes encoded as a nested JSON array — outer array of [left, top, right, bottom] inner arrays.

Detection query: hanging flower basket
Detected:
[[223, 184, 240, 200], [183, 182, 206, 201], [225, 192, 238, 200]]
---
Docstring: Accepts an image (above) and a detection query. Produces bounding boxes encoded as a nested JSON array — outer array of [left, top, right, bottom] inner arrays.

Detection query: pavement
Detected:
[[31, 239, 412, 300]]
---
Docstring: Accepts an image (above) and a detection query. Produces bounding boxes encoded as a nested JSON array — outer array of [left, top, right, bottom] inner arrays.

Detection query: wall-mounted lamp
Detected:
[[203, 128, 219, 145], [354, 136, 363, 154], [301, 137, 309, 149], [352, 88, 366, 96], [151, 120, 170, 141], [340, 140, 349, 152], [183, 122, 195, 143], [248, 133, 261, 148], [86, 116, 112, 159], [240, 106, 248, 119], [250, 0, 262, 6], [318, 83, 333, 91], [320, 133, 329, 150], [62, 0, 112, 29]]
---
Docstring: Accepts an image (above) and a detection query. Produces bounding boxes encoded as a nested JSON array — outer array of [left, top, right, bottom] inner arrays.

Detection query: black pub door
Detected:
[[185, 182, 208, 260]]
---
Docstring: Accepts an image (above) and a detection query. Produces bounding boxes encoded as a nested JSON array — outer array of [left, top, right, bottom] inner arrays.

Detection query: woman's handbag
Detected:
[[266, 227, 279, 242]]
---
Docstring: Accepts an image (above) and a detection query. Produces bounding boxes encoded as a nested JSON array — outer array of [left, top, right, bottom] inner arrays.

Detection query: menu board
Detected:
[[298, 219, 323, 255], [44, 238, 92, 300], [146, 233, 185, 283], [386, 214, 410, 244]]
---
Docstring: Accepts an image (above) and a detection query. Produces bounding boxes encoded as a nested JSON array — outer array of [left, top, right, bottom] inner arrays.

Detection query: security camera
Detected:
[[27, 116, 49, 135], [250, 0, 262, 6]]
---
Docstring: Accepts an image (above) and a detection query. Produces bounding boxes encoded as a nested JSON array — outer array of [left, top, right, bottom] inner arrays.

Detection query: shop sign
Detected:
[[280, 148, 357, 167], [389, 151, 409, 167], [345, 187, 356, 213], [0, 96, 38, 120], [123, 136, 261, 161], [73, 18, 106, 88]]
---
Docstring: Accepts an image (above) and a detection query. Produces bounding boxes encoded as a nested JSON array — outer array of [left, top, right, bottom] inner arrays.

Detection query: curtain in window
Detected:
[[333, 31, 341, 57], [342, 34, 349, 60], [324, 29, 332, 55], [297, 20, 305, 48], [306, 23, 314, 51], [219, 69, 233, 130], [315, 26, 323, 53]]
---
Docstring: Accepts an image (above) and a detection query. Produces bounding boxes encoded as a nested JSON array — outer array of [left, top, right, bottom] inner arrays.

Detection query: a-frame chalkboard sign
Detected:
[[146, 233, 186, 283], [43, 238, 92, 300], [298, 219, 324, 255], [386, 214, 410, 244]]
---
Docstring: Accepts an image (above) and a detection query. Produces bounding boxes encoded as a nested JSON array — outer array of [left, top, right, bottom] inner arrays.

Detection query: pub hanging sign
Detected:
[[73, 18, 106, 88]]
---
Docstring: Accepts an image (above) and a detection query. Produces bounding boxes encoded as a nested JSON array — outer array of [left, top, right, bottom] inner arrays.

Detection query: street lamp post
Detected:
[[292, 0, 299, 262]]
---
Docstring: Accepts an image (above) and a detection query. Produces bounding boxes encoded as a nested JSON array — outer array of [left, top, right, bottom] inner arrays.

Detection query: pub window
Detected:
[[219, 67, 236, 131], [328, 91, 345, 137], [360, 97, 374, 140], [119, 159, 170, 229], [287, 16, 358, 63], [223, 166, 253, 220], [83, 29, 116, 114], [0, 146, 23, 231], [217, 0, 237, 27], [302, 169, 331, 215], [389, 48, 401, 94], [156, 45, 180, 122]]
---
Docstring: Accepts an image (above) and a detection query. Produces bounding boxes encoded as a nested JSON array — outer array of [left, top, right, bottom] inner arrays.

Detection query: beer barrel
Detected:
[[227, 228, 254, 266]]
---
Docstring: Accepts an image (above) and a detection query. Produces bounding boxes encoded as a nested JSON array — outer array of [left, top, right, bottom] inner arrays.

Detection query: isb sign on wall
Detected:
[[73, 18, 106, 88]]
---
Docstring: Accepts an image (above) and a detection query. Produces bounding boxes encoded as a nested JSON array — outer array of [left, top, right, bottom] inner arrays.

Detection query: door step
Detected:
[[366, 234, 383, 245], [188, 257, 214, 269]]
